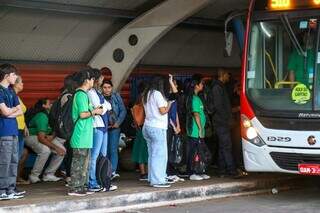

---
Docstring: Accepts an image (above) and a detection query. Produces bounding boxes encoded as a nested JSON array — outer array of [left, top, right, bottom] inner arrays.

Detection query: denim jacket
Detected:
[[106, 92, 127, 127]]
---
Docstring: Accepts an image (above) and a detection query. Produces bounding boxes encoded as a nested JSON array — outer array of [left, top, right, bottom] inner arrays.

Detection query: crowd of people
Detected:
[[0, 63, 244, 200]]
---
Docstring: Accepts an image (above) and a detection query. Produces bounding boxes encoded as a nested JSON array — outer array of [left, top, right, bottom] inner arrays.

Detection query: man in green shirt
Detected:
[[68, 69, 103, 196], [25, 98, 66, 184], [186, 74, 209, 181], [288, 32, 315, 88]]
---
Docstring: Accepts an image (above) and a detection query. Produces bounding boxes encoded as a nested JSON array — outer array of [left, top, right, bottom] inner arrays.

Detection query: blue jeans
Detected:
[[142, 125, 167, 185], [107, 128, 121, 173], [18, 130, 24, 160], [89, 128, 108, 188]]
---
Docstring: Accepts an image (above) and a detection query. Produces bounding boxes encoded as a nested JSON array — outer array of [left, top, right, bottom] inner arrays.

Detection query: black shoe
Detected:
[[139, 174, 148, 181], [88, 186, 103, 192]]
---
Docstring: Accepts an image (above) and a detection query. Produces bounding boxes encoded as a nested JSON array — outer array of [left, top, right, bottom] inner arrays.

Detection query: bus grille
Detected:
[[270, 152, 320, 171]]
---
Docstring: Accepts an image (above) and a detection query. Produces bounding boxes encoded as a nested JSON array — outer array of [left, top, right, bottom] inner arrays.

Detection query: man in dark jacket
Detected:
[[208, 69, 239, 178]]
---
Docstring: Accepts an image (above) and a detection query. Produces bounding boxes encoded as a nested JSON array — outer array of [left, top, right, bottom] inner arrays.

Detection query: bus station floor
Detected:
[[0, 171, 310, 212]]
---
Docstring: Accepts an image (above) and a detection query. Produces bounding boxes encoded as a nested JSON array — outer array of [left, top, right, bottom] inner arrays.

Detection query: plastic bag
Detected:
[[168, 134, 184, 165]]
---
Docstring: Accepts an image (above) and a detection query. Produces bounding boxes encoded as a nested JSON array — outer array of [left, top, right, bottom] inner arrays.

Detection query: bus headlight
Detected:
[[247, 127, 258, 139], [241, 115, 266, 147]]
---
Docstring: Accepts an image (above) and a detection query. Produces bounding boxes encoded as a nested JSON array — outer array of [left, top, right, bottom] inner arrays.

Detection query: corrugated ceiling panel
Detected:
[[0, 7, 122, 62]]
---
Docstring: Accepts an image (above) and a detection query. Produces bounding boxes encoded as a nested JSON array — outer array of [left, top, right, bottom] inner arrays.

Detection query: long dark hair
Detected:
[[186, 74, 204, 134], [26, 98, 50, 125], [142, 75, 168, 104]]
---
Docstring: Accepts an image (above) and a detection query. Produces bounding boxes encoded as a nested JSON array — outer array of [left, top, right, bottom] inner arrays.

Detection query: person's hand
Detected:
[[46, 135, 54, 141], [169, 74, 173, 83], [199, 128, 205, 139], [175, 126, 181, 134], [24, 127, 29, 137], [112, 123, 120, 128], [93, 107, 103, 115], [55, 147, 66, 156]]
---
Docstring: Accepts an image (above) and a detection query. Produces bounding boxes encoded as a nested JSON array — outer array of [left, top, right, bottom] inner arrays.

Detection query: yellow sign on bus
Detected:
[[268, 0, 320, 10], [270, 0, 291, 9]]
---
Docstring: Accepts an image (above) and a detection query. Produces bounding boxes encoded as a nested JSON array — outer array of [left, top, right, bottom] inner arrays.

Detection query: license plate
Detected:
[[298, 164, 320, 175]]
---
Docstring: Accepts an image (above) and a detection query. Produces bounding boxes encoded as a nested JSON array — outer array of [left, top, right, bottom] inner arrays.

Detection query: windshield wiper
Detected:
[[280, 14, 306, 57]]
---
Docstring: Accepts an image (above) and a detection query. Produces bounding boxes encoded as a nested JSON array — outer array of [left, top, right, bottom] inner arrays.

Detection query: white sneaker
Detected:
[[201, 174, 210, 180], [109, 185, 118, 191], [189, 174, 204, 181], [167, 175, 185, 182], [29, 175, 41, 184], [42, 174, 62, 182], [111, 173, 120, 180]]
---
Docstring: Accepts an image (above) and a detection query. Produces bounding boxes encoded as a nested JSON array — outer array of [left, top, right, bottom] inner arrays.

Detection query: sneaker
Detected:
[[139, 174, 148, 181], [201, 174, 210, 180], [68, 190, 87, 197], [6, 193, 24, 199], [189, 174, 204, 181], [85, 190, 95, 195], [29, 175, 41, 184], [111, 173, 120, 180], [152, 183, 171, 188], [0, 193, 10, 201], [166, 176, 177, 184], [168, 175, 185, 182], [109, 185, 118, 191], [42, 174, 62, 182], [88, 186, 103, 192], [13, 189, 26, 196]]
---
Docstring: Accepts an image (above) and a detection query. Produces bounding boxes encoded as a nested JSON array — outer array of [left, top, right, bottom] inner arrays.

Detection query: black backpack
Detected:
[[96, 155, 112, 190], [53, 90, 85, 140]]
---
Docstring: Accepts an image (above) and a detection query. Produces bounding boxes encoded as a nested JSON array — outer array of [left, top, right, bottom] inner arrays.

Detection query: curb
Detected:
[[0, 175, 310, 213]]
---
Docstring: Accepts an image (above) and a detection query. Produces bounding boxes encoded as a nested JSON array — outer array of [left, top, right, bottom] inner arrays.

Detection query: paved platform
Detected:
[[0, 172, 312, 213]]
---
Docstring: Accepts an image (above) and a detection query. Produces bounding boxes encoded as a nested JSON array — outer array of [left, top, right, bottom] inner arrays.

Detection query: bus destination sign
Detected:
[[268, 0, 320, 10]]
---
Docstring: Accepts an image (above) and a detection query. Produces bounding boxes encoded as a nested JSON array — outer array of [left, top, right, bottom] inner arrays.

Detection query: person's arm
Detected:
[[288, 70, 295, 82], [175, 112, 181, 134], [193, 112, 203, 138], [113, 93, 127, 128], [37, 132, 65, 156], [0, 103, 19, 117], [87, 90, 101, 109], [169, 74, 178, 93], [159, 101, 172, 115], [8, 104, 23, 118]]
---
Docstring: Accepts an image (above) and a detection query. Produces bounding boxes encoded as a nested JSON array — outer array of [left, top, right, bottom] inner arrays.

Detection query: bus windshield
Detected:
[[246, 12, 320, 114]]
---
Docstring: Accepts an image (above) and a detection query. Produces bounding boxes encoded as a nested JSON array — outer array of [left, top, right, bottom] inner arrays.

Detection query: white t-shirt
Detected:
[[144, 90, 168, 129]]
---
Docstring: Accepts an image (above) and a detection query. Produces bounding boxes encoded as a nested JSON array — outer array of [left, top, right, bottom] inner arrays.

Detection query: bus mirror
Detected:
[[224, 31, 233, 57]]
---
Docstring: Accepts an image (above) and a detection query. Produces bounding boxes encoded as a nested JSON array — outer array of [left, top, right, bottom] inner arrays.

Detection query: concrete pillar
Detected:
[[88, 0, 211, 91]]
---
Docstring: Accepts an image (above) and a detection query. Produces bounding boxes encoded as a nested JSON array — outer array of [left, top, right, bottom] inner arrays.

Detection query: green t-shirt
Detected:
[[70, 90, 93, 149], [287, 49, 315, 86], [29, 112, 52, 135], [187, 95, 206, 138]]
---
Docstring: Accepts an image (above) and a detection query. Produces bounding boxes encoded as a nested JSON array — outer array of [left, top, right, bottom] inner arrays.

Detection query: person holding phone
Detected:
[[142, 74, 177, 188], [87, 69, 116, 192]]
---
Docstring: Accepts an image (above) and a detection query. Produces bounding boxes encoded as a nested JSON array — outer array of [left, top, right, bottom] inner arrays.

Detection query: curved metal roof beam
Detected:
[[88, 0, 212, 91]]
